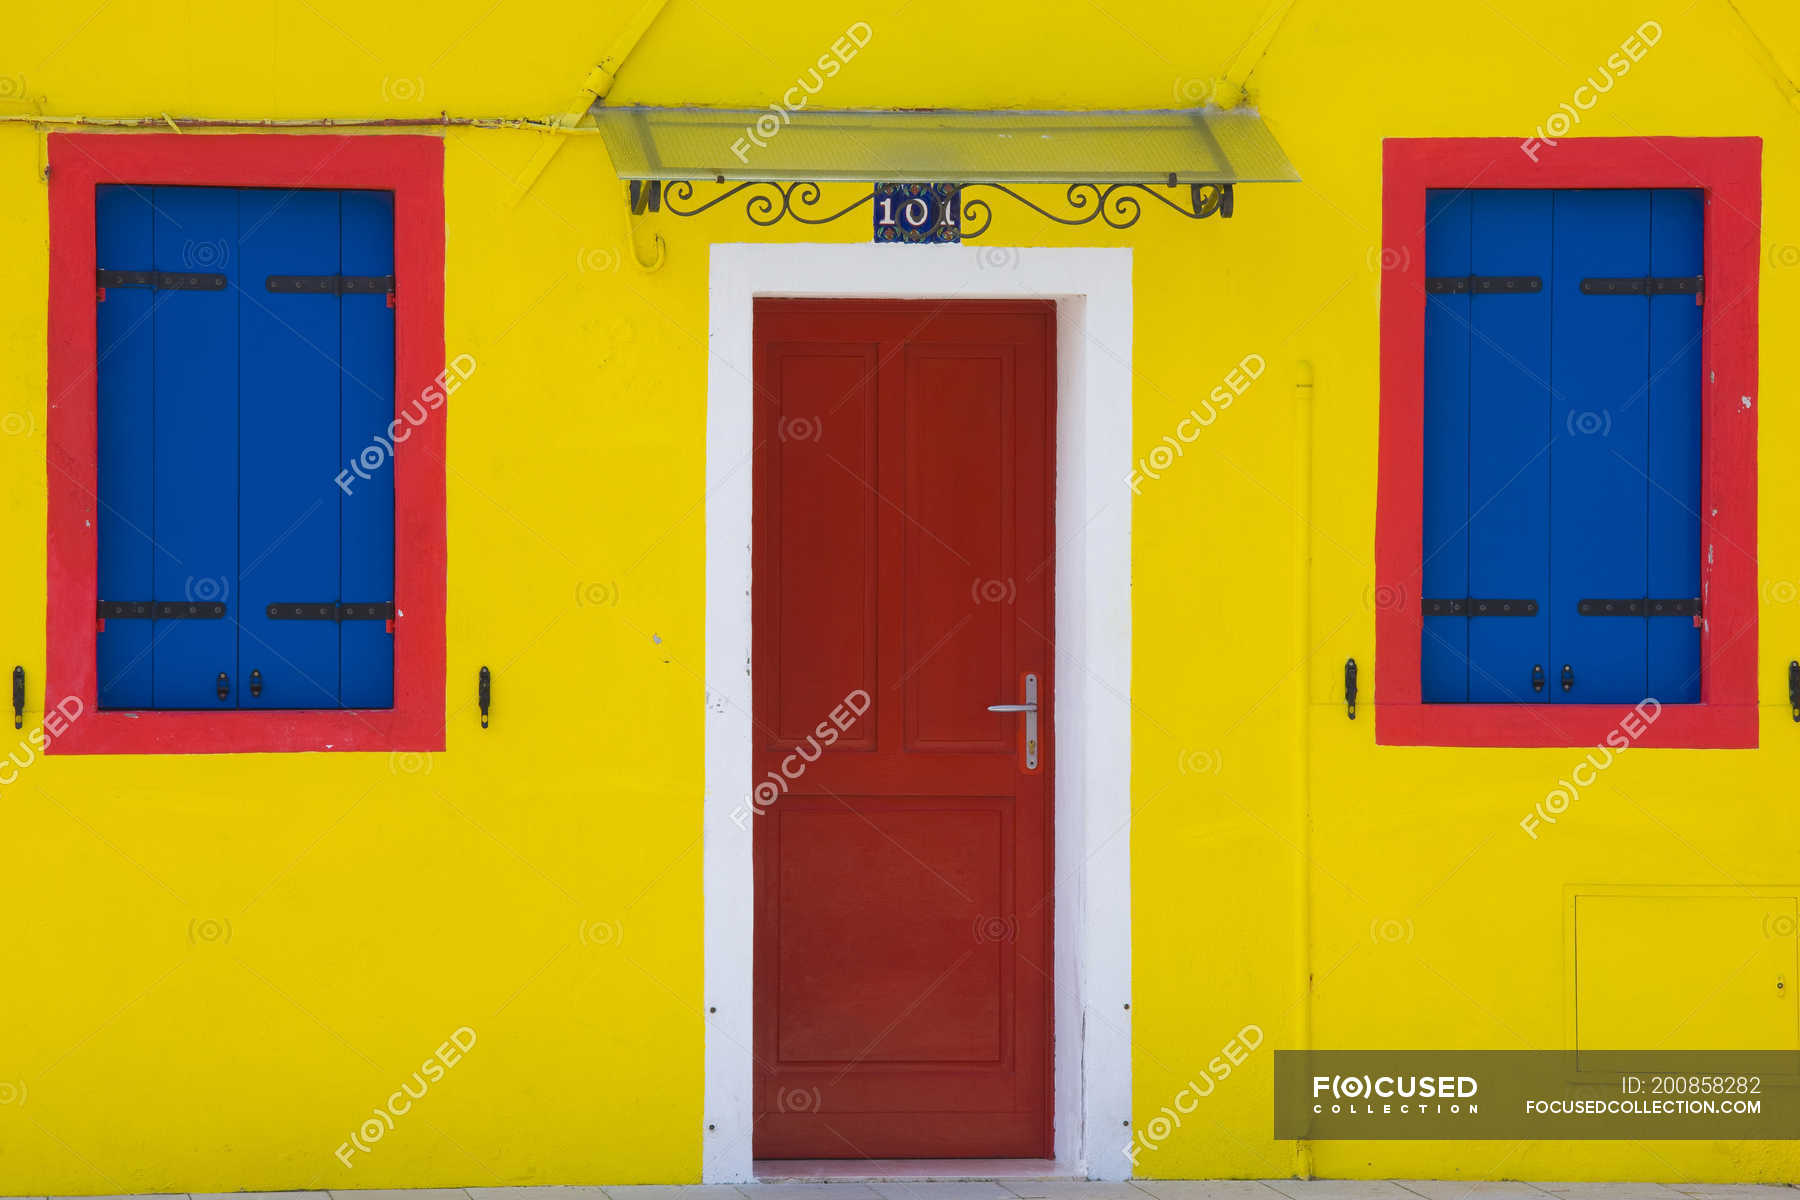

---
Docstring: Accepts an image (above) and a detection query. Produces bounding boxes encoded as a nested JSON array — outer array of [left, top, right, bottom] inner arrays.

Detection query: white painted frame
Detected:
[[702, 243, 1133, 1183]]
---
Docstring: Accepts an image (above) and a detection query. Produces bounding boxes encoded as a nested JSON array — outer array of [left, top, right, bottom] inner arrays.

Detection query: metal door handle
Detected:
[[988, 673, 1039, 771]]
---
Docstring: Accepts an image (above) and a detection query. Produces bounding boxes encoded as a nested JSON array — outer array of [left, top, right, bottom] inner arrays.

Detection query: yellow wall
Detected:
[[4, 0, 1800, 1190]]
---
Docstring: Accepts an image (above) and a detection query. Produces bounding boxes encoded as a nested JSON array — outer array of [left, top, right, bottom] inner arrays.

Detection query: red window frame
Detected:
[[1376, 137, 1760, 749], [46, 133, 446, 754]]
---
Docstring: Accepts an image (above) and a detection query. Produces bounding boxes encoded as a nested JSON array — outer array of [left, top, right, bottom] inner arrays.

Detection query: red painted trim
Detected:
[[46, 133, 446, 754], [1375, 137, 1760, 749]]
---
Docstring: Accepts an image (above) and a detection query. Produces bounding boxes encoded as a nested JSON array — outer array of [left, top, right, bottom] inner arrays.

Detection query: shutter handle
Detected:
[[216, 672, 230, 702], [1561, 664, 1574, 694], [1532, 664, 1545, 693], [249, 669, 263, 699]]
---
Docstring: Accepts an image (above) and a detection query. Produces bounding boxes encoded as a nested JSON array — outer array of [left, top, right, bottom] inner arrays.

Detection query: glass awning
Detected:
[[589, 106, 1299, 185]]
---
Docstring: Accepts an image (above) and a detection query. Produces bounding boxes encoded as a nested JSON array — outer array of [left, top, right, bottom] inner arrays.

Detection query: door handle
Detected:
[[987, 673, 1039, 771]]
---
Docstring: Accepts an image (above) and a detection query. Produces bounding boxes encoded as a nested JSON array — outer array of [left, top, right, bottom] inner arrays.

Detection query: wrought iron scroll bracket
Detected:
[[634, 179, 1235, 239]]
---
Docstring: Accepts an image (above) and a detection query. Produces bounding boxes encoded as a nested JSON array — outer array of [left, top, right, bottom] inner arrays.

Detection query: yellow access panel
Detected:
[[1575, 892, 1799, 1051]]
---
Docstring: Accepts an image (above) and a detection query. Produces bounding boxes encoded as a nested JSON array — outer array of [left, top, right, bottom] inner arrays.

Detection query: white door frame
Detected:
[[702, 242, 1133, 1182]]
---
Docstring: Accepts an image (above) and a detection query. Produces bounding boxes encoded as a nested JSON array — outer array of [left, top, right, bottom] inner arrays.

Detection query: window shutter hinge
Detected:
[[1425, 275, 1542, 295], [96, 269, 227, 292], [1580, 275, 1703, 304], [265, 274, 396, 296], [265, 601, 395, 622], [1421, 597, 1539, 617]]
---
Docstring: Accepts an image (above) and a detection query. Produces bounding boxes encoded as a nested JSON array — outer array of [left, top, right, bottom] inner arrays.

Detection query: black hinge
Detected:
[[1422, 597, 1539, 617], [266, 601, 395, 621], [1578, 597, 1701, 617], [1581, 275, 1703, 297], [1344, 658, 1357, 720], [97, 600, 226, 619], [97, 269, 226, 291], [266, 274, 395, 295], [1425, 275, 1542, 295]]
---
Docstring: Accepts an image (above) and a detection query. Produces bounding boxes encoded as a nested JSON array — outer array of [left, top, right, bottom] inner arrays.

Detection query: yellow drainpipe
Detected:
[[1292, 360, 1316, 1181]]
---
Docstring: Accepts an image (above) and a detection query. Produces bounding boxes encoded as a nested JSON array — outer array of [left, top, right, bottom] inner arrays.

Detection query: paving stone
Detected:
[[868, 1183, 1018, 1200], [330, 1190, 472, 1200], [1261, 1184, 1422, 1200], [1533, 1187, 1686, 1200], [740, 1187, 885, 1200], [468, 1190, 613, 1200], [612, 1189, 746, 1200], [1395, 1185, 1558, 1200], [1003, 1185, 1146, 1200], [1131, 1185, 1287, 1200]]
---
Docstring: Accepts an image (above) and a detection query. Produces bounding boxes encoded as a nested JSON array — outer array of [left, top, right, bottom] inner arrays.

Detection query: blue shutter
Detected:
[[1466, 191, 1552, 701], [236, 189, 343, 708], [95, 185, 397, 712], [1421, 190, 1471, 701], [1647, 189, 1704, 703], [1549, 190, 1652, 703], [338, 191, 397, 708], [95, 187, 157, 709], [151, 187, 240, 708]]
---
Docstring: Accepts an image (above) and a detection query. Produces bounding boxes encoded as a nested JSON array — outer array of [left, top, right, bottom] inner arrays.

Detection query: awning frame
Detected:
[[596, 105, 1295, 241]]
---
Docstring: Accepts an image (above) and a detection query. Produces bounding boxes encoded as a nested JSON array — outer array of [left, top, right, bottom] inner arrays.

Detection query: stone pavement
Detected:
[[5, 1181, 1793, 1200]]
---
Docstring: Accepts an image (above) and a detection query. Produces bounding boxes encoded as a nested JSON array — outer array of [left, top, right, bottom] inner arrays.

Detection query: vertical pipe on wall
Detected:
[[1292, 360, 1316, 1180]]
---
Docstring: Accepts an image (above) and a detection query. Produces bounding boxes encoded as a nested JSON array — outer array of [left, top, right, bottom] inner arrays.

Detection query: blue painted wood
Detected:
[[151, 187, 239, 708], [338, 190, 397, 708], [1466, 190, 1552, 702], [1647, 189, 1704, 704], [1550, 190, 1651, 703], [236, 189, 342, 708], [1421, 190, 1471, 702], [95, 186, 158, 708]]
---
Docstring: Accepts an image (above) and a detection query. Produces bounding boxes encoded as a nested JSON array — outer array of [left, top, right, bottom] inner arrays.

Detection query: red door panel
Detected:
[[753, 300, 1054, 1160]]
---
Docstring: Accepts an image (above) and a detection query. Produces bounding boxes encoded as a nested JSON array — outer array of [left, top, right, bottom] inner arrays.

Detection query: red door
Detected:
[[752, 300, 1055, 1159]]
